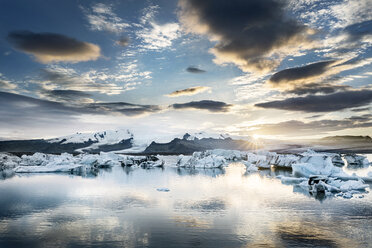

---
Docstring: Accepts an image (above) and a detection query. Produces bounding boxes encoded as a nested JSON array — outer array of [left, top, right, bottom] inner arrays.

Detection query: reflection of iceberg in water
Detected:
[[0, 169, 15, 180], [176, 167, 225, 178], [245, 167, 292, 178], [271, 221, 359, 247]]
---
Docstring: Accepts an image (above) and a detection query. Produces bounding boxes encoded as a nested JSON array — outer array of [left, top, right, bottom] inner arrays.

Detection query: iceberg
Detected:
[[177, 152, 227, 168], [0, 152, 163, 174], [344, 154, 370, 169], [0, 153, 21, 170]]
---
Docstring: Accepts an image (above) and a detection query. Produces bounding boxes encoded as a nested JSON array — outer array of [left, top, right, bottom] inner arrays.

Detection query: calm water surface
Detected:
[[0, 156, 371, 248]]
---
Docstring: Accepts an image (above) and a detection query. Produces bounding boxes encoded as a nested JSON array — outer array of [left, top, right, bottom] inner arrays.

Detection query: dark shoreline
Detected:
[[5, 149, 372, 157]]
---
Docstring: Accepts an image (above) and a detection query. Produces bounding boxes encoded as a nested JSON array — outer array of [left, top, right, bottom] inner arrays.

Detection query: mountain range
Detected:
[[1, 130, 371, 155], [0, 130, 256, 155]]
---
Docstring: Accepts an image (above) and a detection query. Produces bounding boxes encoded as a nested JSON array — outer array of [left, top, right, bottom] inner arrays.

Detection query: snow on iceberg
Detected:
[[0, 153, 21, 170], [175, 149, 366, 172], [177, 152, 227, 168], [0, 152, 164, 174]]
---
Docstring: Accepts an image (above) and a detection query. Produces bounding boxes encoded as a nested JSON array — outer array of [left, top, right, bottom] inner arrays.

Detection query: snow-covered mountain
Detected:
[[0, 129, 254, 154], [48, 129, 134, 145]]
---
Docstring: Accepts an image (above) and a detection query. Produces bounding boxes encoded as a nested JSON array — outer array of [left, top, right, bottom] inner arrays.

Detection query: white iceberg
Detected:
[[0, 152, 163, 174], [177, 152, 227, 168], [0, 153, 21, 170]]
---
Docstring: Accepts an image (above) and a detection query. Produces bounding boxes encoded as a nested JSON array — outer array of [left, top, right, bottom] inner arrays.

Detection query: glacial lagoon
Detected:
[[0, 155, 371, 248]]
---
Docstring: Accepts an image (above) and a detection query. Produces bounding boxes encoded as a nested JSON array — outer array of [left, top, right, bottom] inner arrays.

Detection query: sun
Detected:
[[252, 134, 261, 140]]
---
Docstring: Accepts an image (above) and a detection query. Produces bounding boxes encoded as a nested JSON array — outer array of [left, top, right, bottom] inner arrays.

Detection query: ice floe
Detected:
[[344, 154, 370, 169], [156, 188, 170, 192], [0, 152, 164, 174], [177, 152, 227, 168], [1, 149, 371, 200], [176, 149, 371, 199]]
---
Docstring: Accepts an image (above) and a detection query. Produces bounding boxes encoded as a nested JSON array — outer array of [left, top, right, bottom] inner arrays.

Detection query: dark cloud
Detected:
[[116, 37, 130, 47], [269, 61, 335, 85], [343, 20, 372, 42], [0, 91, 161, 127], [249, 115, 372, 136], [7, 31, 100, 63], [351, 107, 371, 112], [178, 0, 313, 73], [167, 86, 210, 97], [41, 90, 93, 103], [285, 83, 350, 95], [0, 91, 81, 126], [255, 90, 372, 112], [186, 66, 206, 73], [305, 114, 323, 119], [171, 100, 232, 112], [86, 102, 161, 116]]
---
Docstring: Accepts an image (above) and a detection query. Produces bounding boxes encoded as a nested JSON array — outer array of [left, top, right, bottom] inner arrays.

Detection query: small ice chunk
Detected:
[[156, 188, 170, 192], [339, 180, 368, 192], [140, 160, 164, 169], [342, 192, 353, 199], [244, 162, 258, 172], [280, 176, 307, 184]]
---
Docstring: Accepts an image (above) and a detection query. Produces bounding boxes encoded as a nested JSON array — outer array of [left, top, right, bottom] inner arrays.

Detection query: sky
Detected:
[[0, 0, 371, 140]]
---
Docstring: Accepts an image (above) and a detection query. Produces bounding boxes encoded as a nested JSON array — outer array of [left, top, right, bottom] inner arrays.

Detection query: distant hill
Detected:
[[320, 135, 372, 143], [143, 133, 255, 154]]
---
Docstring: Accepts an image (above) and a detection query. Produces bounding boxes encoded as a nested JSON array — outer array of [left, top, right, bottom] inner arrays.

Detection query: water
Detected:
[[0, 157, 371, 248]]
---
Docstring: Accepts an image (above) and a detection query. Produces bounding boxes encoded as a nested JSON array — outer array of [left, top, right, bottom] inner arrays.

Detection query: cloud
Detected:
[[171, 100, 232, 112], [40, 89, 93, 103], [266, 58, 372, 93], [0, 80, 16, 90], [39, 66, 125, 95], [269, 60, 336, 85], [83, 3, 130, 33], [0, 91, 82, 126], [351, 107, 371, 112], [116, 37, 130, 47], [343, 20, 372, 42], [255, 90, 372, 112], [0, 91, 162, 126], [178, 0, 314, 73], [186, 66, 206, 73], [7, 31, 101, 63], [137, 5, 181, 50], [285, 83, 350, 95], [246, 115, 372, 136], [86, 102, 161, 117], [330, 0, 372, 28], [166, 86, 211, 97]]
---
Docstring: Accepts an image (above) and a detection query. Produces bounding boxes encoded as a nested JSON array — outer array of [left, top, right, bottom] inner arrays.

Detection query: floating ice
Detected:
[[156, 188, 170, 192], [344, 154, 370, 169], [0, 152, 163, 174], [177, 152, 227, 168]]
